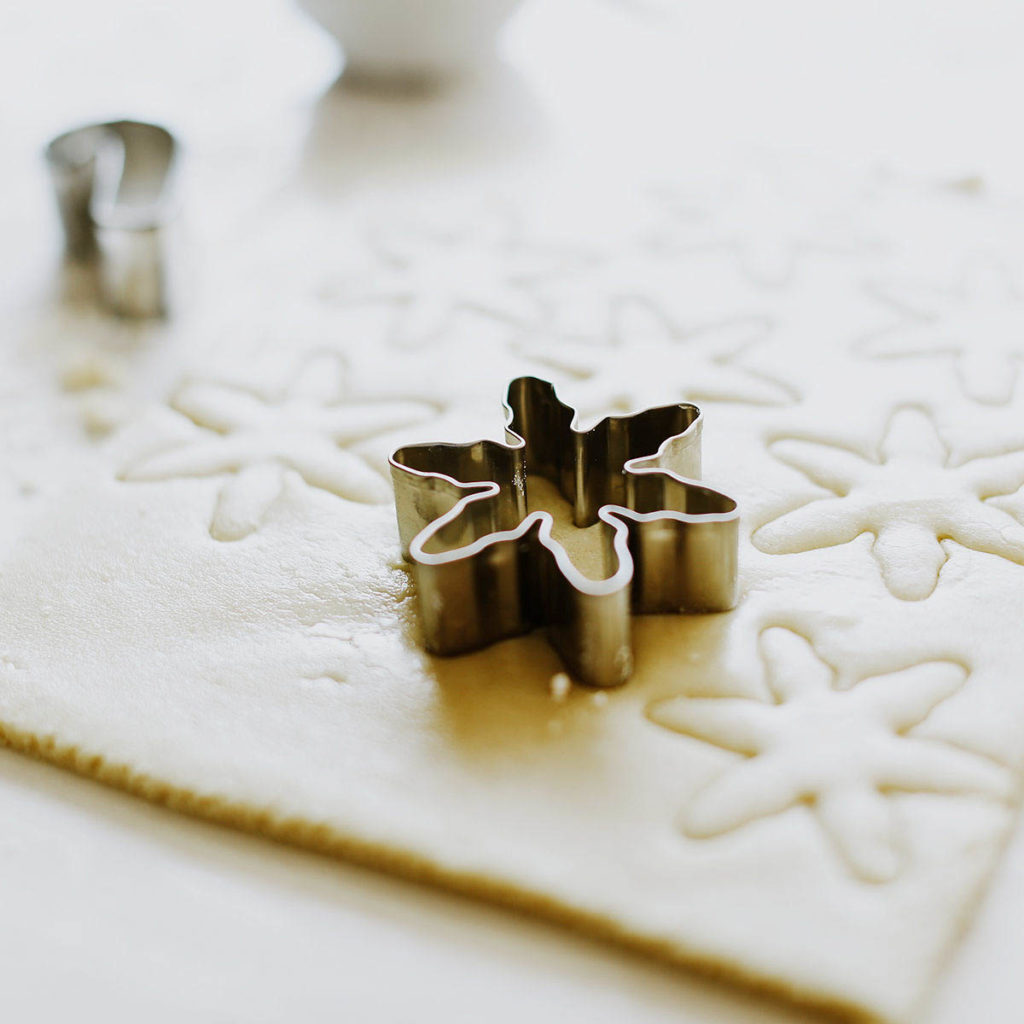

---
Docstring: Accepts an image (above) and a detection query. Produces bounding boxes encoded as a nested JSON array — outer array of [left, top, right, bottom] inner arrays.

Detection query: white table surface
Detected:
[[2, 1, 1023, 1020]]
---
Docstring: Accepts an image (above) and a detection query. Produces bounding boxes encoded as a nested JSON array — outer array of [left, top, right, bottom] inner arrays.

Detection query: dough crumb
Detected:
[[61, 353, 123, 392], [549, 672, 572, 702], [944, 174, 985, 195], [591, 691, 609, 707], [79, 392, 130, 437]]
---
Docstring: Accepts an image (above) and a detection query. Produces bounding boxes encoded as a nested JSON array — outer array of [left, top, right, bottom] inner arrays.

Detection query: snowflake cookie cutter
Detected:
[[390, 376, 739, 687], [45, 120, 178, 318]]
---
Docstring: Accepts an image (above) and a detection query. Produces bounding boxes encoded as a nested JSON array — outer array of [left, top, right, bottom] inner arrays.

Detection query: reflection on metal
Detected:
[[391, 376, 739, 687], [46, 120, 178, 318]]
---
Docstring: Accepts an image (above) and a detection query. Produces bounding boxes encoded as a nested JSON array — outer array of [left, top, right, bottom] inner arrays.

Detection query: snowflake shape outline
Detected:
[[753, 406, 1024, 600], [648, 627, 1012, 882], [122, 351, 435, 540]]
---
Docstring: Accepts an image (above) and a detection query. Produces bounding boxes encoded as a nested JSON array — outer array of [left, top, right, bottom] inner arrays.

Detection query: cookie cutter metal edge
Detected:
[[45, 119, 178, 318], [390, 376, 738, 687]]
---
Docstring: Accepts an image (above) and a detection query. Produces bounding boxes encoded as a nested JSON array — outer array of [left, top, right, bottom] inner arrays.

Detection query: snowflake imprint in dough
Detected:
[[863, 261, 1024, 405], [753, 407, 1024, 600], [647, 169, 871, 287], [121, 352, 434, 541], [518, 307, 795, 421], [319, 210, 553, 348], [525, 238, 719, 339], [648, 627, 1011, 883]]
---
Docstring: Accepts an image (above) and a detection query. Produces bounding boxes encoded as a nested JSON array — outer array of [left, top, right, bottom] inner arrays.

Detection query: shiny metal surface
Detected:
[[45, 120, 178, 318], [391, 376, 739, 687]]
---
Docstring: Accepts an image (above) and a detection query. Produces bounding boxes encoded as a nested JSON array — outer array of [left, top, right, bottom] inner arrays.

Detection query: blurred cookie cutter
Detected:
[[45, 120, 178, 318], [390, 376, 739, 687]]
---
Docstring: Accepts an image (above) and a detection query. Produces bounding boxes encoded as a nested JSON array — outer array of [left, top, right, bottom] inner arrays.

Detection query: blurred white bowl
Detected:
[[298, 0, 523, 83]]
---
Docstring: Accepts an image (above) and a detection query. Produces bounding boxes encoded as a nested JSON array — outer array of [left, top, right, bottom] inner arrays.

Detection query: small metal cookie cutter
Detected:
[[390, 377, 739, 687], [45, 120, 178, 318]]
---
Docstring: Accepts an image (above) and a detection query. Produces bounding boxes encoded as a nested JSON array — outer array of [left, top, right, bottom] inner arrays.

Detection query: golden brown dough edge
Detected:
[[0, 716, 934, 1024]]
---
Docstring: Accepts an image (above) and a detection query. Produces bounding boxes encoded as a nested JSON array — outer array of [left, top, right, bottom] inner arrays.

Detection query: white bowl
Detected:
[[298, 0, 523, 83]]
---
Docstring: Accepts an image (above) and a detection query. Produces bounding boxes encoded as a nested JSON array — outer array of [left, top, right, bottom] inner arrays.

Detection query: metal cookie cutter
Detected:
[[390, 376, 739, 687], [45, 120, 178, 318]]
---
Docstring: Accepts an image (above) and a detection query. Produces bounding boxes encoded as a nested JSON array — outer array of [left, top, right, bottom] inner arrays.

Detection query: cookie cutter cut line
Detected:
[[390, 376, 739, 687], [46, 119, 178, 318]]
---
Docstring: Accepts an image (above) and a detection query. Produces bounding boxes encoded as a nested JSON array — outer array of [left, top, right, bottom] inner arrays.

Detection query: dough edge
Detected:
[[0, 705, 993, 1024]]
